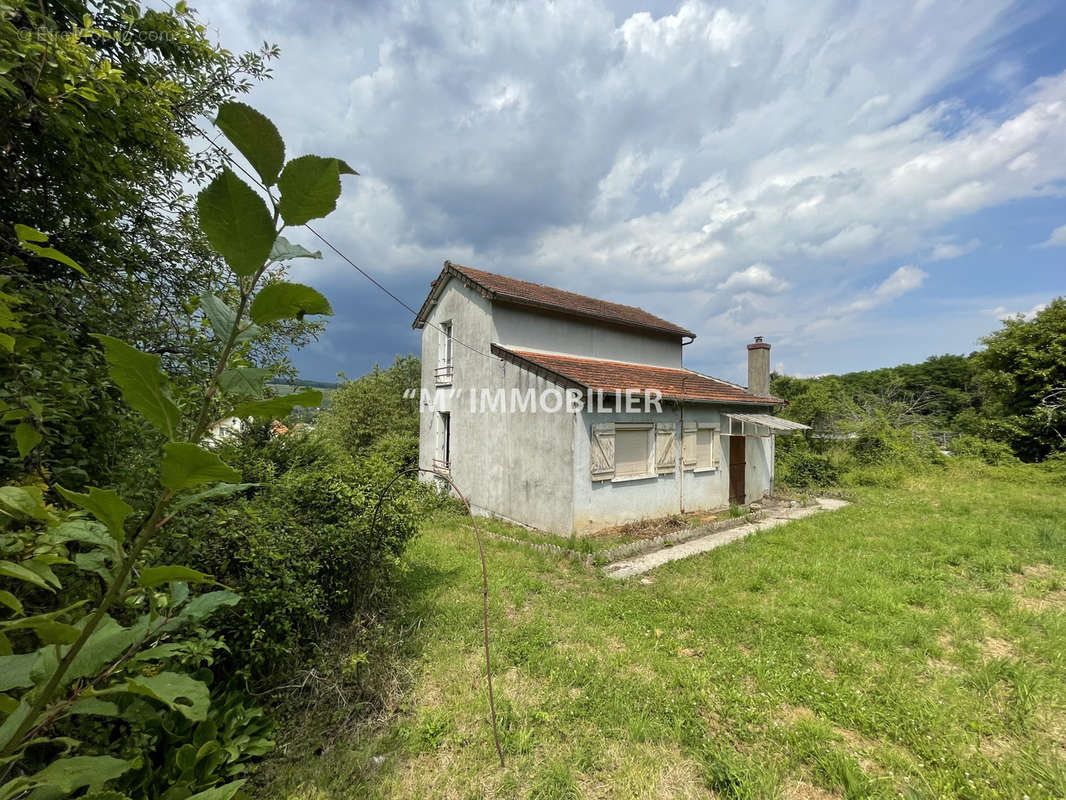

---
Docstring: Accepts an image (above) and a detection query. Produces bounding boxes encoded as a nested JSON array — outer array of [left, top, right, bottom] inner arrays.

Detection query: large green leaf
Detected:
[[199, 293, 260, 344], [0, 591, 22, 615], [0, 653, 35, 692], [214, 102, 285, 186], [218, 367, 272, 397], [1, 613, 80, 644], [54, 486, 132, 544], [41, 521, 121, 571], [0, 486, 48, 520], [64, 698, 121, 718], [21, 557, 62, 590], [160, 443, 241, 491], [269, 235, 322, 262], [13, 224, 47, 243], [277, 155, 356, 225], [169, 482, 256, 514], [119, 672, 210, 720], [91, 335, 180, 440], [139, 565, 211, 588], [14, 225, 90, 279], [250, 282, 333, 325], [0, 699, 37, 752], [196, 167, 276, 277], [0, 561, 52, 592], [178, 590, 241, 623], [13, 423, 41, 458], [233, 389, 322, 420], [25, 755, 134, 794], [41, 615, 141, 688], [186, 780, 247, 800]]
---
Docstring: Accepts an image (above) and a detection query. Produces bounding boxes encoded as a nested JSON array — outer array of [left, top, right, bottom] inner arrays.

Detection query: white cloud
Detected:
[[718, 264, 786, 292], [875, 265, 928, 301], [188, 0, 1066, 381], [838, 265, 928, 313], [928, 238, 981, 261], [989, 302, 1048, 321], [1037, 222, 1066, 248]]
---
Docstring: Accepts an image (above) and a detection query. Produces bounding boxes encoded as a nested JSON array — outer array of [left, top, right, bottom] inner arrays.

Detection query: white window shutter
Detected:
[[590, 423, 615, 480], [592, 426, 618, 482], [655, 423, 676, 474], [682, 422, 697, 469]]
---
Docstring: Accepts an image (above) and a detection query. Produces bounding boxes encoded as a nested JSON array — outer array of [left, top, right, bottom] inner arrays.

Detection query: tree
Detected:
[[0, 1, 320, 488], [0, 99, 353, 798], [318, 355, 421, 466], [972, 298, 1066, 460]]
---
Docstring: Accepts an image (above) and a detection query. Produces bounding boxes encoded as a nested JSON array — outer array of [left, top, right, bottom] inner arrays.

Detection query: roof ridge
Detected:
[[430, 261, 695, 338]]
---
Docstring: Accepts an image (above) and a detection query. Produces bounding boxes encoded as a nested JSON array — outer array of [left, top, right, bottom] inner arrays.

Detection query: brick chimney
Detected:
[[747, 336, 771, 397]]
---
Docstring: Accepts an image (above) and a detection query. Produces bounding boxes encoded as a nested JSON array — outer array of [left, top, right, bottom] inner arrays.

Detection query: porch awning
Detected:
[[725, 413, 810, 433]]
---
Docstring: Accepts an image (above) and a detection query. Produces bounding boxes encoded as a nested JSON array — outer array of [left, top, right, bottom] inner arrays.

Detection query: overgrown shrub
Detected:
[[775, 436, 839, 488], [317, 355, 420, 465], [161, 431, 421, 682], [951, 434, 1019, 466]]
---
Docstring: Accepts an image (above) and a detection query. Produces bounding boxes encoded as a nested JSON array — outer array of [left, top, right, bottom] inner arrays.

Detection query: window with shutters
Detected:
[[614, 424, 653, 480], [683, 422, 718, 471]]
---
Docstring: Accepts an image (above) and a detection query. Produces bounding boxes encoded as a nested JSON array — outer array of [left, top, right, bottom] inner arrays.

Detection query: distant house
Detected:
[[413, 261, 808, 534]]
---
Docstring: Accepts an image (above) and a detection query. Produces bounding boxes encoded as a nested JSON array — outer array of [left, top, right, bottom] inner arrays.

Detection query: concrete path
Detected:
[[603, 498, 849, 579]]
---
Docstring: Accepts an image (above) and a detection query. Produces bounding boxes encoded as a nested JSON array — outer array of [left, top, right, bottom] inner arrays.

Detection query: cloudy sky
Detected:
[[190, 0, 1065, 384]]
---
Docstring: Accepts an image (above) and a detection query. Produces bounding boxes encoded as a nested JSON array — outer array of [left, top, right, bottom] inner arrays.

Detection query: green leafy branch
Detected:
[[0, 101, 353, 798]]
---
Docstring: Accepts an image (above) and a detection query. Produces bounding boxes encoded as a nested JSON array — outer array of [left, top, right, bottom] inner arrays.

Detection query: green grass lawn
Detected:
[[260, 461, 1066, 799]]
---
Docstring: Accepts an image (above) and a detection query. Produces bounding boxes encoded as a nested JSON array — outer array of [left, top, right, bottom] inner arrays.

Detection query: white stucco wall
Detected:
[[418, 279, 576, 532], [417, 275, 776, 535], [572, 403, 775, 533], [493, 303, 682, 367]]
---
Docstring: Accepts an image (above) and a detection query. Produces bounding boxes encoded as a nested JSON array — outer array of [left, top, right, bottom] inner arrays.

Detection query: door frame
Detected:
[[728, 434, 746, 505]]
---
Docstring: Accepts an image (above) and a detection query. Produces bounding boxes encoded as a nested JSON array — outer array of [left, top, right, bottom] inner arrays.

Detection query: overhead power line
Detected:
[[191, 121, 501, 364]]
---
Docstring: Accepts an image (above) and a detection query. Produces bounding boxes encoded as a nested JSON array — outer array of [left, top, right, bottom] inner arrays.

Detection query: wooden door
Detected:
[[729, 435, 746, 504]]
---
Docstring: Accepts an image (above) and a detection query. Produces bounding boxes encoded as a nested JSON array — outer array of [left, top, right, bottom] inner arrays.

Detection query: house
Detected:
[[413, 261, 808, 534]]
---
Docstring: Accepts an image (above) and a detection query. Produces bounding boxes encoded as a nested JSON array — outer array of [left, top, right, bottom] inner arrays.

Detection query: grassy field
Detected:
[[260, 461, 1066, 799]]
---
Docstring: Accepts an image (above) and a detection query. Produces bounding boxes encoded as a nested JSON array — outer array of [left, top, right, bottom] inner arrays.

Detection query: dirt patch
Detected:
[[1009, 564, 1066, 613], [588, 512, 706, 542], [981, 637, 1015, 659], [783, 779, 842, 799], [833, 726, 885, 774], [778, 703, 817, 725], [978, 735, 1012, 759], [586, 742, 709, 800]]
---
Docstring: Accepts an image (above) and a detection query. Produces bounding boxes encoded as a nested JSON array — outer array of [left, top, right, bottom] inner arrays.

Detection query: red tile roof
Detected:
[[492, 346, 781, 405], [413, 261, 694, 338]]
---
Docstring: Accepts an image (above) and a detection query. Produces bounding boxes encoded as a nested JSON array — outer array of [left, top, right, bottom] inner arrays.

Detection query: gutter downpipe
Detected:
[[679, 335, 694, 514]]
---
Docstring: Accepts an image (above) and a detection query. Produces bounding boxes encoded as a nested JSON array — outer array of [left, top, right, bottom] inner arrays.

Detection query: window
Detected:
[[683, 422, 719, 471], [696, 427, 714, 469], [435, 321, 454, 385], [434, 411, 451, 471], [589, 422, 658, 481], [614, 425, 652, 479]]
